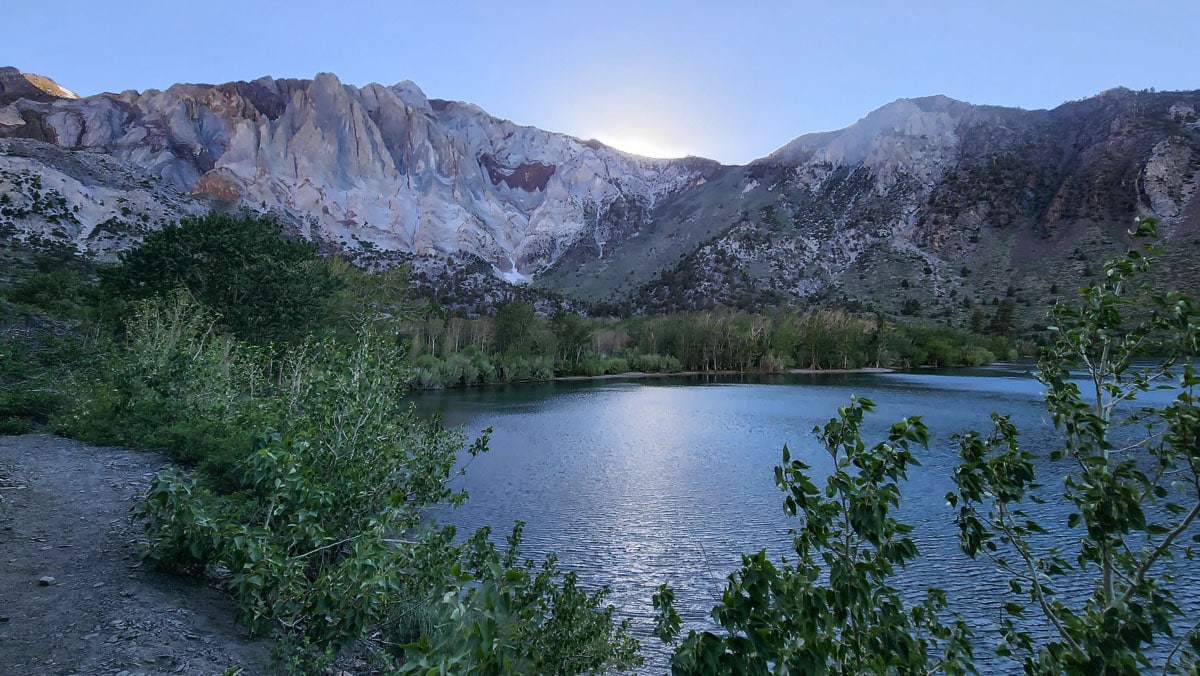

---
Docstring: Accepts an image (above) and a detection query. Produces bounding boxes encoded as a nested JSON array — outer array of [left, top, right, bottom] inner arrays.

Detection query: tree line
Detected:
[[404, 304, 1014, 389]]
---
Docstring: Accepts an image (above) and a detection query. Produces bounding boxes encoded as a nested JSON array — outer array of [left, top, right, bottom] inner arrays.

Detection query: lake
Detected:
[[414, 364, 1195, 672]]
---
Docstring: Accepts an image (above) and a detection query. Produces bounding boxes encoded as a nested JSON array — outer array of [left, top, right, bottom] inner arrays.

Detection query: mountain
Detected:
[[540, 90, 1200, 329], [0, 69, 722, 280], [2, 68, 1199, 329]]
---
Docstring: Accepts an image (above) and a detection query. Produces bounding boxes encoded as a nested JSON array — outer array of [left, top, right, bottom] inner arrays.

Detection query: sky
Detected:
[[4, 1, 1199, 164]]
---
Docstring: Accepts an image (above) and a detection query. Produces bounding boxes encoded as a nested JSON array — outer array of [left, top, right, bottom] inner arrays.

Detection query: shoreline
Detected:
[[552, 366, 895, 382]]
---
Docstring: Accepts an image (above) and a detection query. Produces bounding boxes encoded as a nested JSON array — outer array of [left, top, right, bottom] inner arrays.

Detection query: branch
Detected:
[[996, 502, 1083, 653], [1161, 613, 1200, 676], [1119, 499, 1200, 607], [295, 536, 353, 560]]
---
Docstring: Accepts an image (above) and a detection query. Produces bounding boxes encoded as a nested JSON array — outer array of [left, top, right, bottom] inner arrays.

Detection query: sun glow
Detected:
[[592, 133, 692, 160], [547, 65, 709, 161]]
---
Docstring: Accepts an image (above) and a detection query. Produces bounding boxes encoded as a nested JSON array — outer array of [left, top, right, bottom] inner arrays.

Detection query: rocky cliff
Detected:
[[0, 69, 723, 277], [0, 67, 79, 106]]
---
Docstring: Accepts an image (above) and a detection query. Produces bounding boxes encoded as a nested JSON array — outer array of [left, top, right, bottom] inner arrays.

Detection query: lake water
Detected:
[[414, 364, 1195, 672]]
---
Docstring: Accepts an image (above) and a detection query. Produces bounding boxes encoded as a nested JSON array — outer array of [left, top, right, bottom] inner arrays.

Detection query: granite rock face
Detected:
[[0, 69, 723, 278]]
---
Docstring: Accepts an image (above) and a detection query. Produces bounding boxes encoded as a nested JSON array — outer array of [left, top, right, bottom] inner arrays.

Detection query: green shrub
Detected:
[[579, 355, 607, 377], [134, 316, 478, 653], [655, 398, 974, 673], [5, 269, 91, 318], [466, 348, 498, 384], [131, 317, 638, 669], [499, 355, 554, 382], [56, 292, 268, 484], [0, 341, 62, 423], [949, 219, 1200, 671], [602, 357, 630, 375], [0, 416, 32, 434], [627, 352, 683, 373], [99, 212, 340, 345], [0, 316, 93, 432], [961, 346, 996, 366], [404, 524, 641, 674], [757, 353, 786, 373]]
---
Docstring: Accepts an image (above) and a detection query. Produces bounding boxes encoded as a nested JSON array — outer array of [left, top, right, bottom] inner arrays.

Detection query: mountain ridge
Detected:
[[595, 86, 1200, 330], [0, 67, 724, 279], [2, 67, 1198, 330]]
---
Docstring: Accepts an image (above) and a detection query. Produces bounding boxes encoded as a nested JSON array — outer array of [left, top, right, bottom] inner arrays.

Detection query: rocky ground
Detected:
[[0, 434, 270, 675]]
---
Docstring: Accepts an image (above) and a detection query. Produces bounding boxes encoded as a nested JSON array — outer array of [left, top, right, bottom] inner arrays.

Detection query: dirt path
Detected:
[[0, 434, 270, 675]]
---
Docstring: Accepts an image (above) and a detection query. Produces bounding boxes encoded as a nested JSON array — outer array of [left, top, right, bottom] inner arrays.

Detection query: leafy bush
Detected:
[[110, 305, 637, 669], [757, 353, 786, 373], [403, 524, 641, 674], [603, 357, 630, 375], [655, 398, 974, 673], [961, 346, 996, 366], [0, 281, 102, 432], [99, 212, 339, 345], [139, 420, 473, 655], [629, 352, 684, 374], [948, 219, 1200, 672], [5, 269, 92, 318], [0, 337, 63, 431], [56, 292, 268, 484], [579, 355, 608, 378], [500, 355, 555, 382]]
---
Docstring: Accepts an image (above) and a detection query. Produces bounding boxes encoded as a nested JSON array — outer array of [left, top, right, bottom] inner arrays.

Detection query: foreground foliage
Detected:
[[402, 524, 640, 673], [56, 292, 269, 484], [653, 218, 1196, 674], [85, 296, 641, 671], [949, 218, 1199, 672], [136, 319, 469, 645], [654, 398, 975, 674]]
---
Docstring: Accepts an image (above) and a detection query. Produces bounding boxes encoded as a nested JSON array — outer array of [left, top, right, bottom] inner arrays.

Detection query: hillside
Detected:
[[541, 91, 1200, 332]]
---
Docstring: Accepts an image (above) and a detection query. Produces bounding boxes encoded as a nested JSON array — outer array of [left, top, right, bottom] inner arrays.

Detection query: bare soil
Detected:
[[0, 434, 270, 675]]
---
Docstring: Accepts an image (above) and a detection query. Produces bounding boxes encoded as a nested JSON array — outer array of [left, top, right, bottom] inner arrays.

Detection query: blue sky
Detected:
[[5, 1, 1198, 163]]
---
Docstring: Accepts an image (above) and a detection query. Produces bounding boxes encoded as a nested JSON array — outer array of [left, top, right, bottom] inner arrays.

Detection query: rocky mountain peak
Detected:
[[387, 80, 431, 110], [0, 67, 80, 106], [3, 69, 1197, 326], [0, 70, 723, 278], [765, 94, 974, 168]]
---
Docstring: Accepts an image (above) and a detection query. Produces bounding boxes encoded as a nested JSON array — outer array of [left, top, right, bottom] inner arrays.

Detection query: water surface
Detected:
[[415, 365, 1193, 671]]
